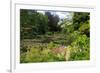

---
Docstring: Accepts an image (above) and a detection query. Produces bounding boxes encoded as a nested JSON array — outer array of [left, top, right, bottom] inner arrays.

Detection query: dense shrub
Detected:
[[69, 34, 90, 60], [20, 10, 90, 63]]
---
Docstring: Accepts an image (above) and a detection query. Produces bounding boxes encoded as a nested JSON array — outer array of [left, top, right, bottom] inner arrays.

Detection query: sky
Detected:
[[37, 10, 73, 20]]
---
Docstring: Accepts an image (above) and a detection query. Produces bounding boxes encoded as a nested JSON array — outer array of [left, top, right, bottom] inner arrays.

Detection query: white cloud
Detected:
[[37, 11, 45, 15], [56, 12, 73, 20]]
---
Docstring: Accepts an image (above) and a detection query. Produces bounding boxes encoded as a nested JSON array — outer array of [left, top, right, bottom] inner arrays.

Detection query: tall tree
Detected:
[[20, 9, 48, 39], [72, 12, 90, 37], [73, 12, 90, 30], [45, 12, 60, 32]]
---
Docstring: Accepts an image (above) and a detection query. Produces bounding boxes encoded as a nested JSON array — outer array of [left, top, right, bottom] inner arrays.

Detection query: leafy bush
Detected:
[[69, 34, 90, 60], [20, 10, 90, 63], [66, 31, 80, 45], [79, 20, 90, 37]]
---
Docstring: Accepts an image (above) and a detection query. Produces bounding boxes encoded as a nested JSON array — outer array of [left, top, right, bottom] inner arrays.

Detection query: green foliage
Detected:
[[46, 32, 53, 35], [20, 42, 65, 63], [69, 35, 90, 60], [20, 53, 27, 63], [62, 25, 74, 34], [45, 12, 60, 32], [60, 18, 74, 34], [20, 10, 90, 63], [73, 12, 90, 30], [47, 42, 58, 49], [79, 20, 90, 37], [66, 31, 80, 45], [20, 9, 49, 39]]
